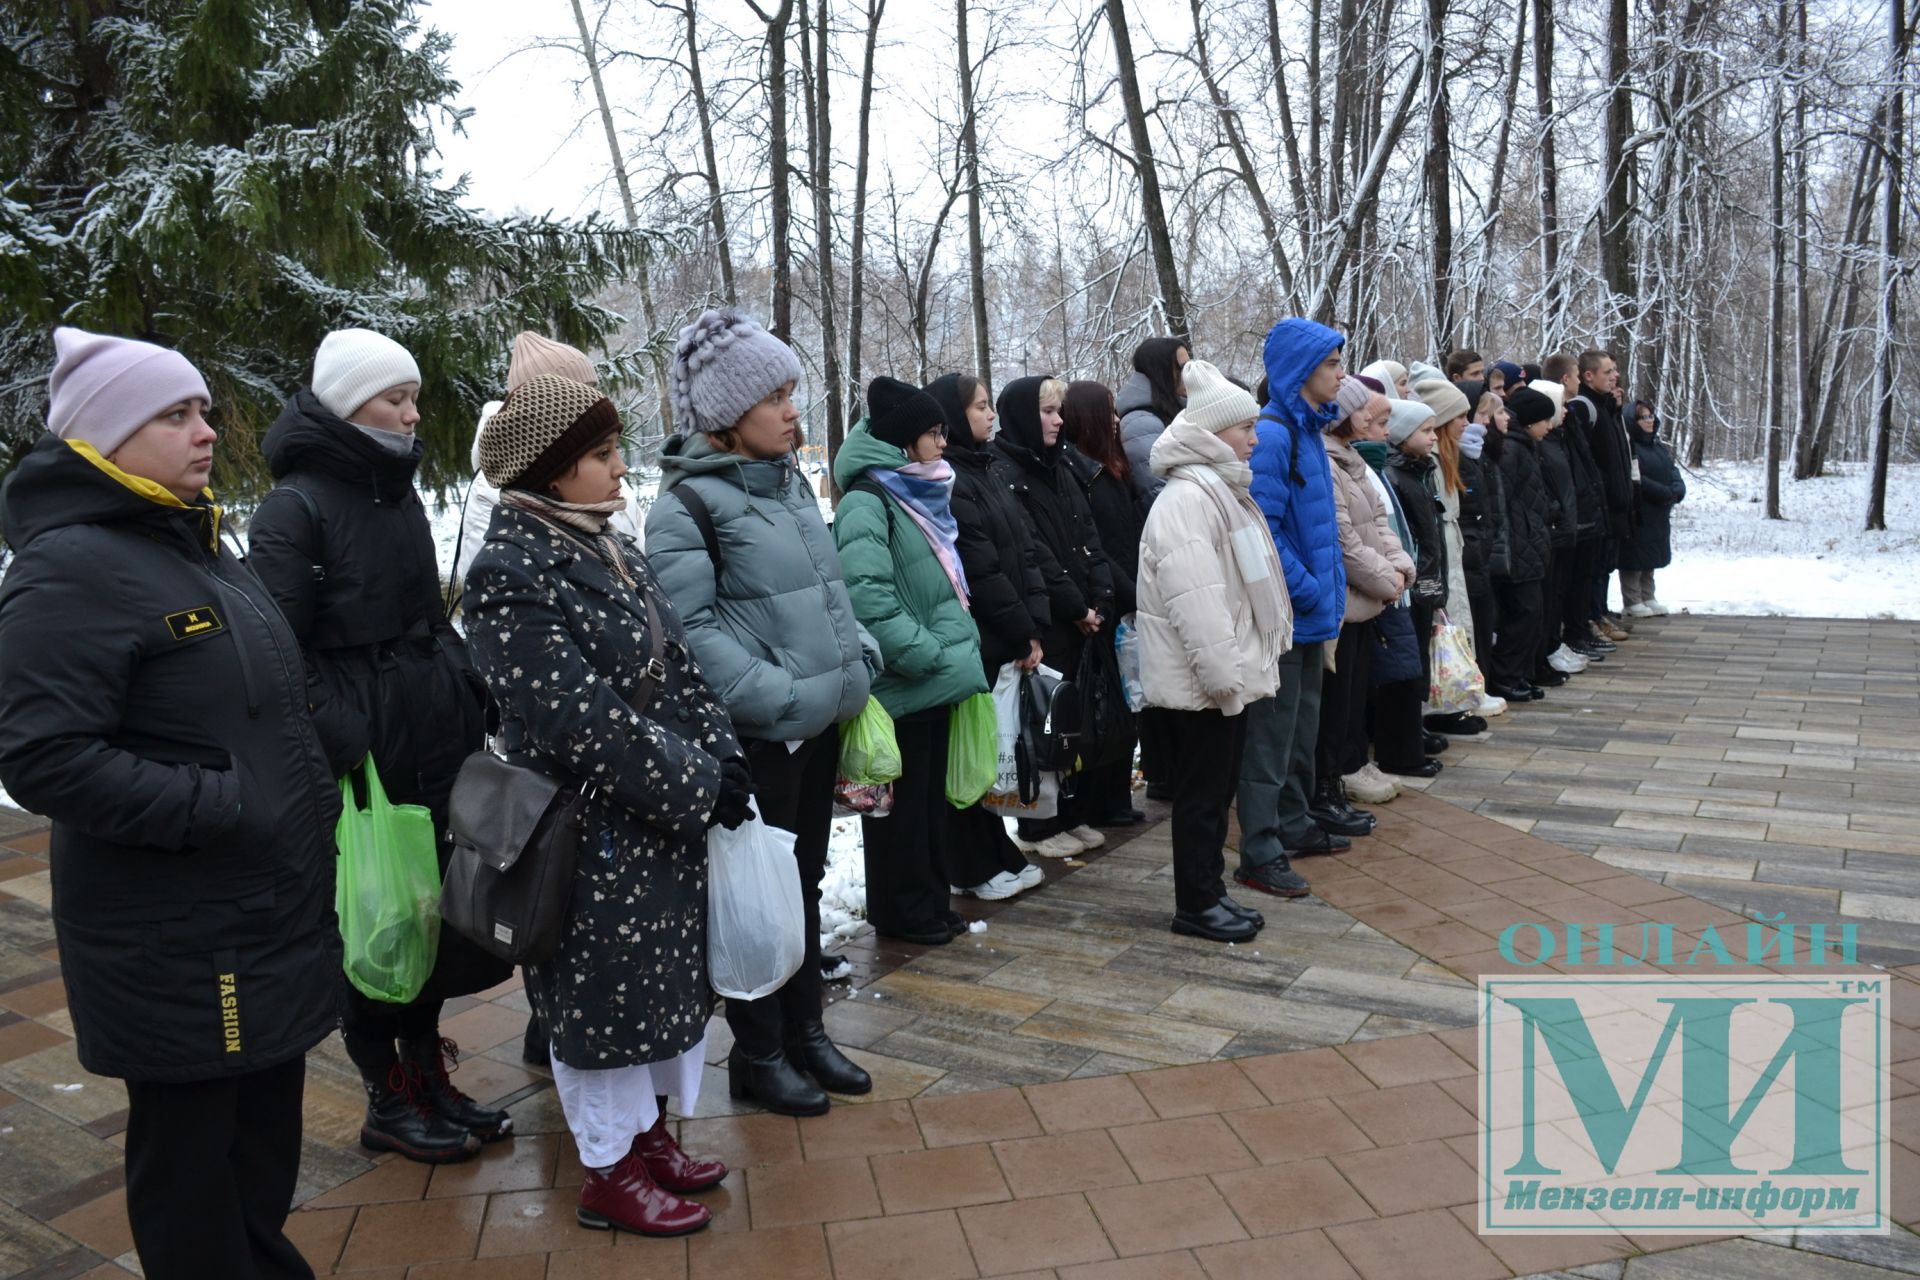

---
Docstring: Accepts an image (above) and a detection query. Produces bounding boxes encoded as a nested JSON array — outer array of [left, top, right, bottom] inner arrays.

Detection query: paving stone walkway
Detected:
[[0, 614, 1917, 1277]]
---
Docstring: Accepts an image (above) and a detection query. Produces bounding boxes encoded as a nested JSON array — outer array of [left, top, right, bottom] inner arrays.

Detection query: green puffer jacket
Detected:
[[831, 423, 986, 718], [648, 432, 871, 741]]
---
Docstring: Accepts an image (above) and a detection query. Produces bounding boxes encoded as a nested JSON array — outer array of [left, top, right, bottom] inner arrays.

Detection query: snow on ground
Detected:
[[1659, 461, 1920, 619]]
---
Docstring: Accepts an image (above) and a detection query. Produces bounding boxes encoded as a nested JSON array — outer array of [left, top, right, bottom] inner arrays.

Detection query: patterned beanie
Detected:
[[477, 373, 621, 490], [506, 332, 597, 392], [47, 327, 210, 456], [669, 307, 803, 437]]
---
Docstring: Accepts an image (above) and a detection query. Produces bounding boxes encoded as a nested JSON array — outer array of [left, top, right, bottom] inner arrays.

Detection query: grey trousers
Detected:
[[1234, 640, 1325, 870], [1620, 569, 1656, 607]]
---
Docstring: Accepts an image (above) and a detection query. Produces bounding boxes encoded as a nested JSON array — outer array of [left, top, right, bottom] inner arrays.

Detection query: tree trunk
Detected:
[[847, 0, 884, 420], [805, 0, 843, 467], [1193, 0, 1296, 303], [750, 0, 797, 339], [1533, 0, 1567, 349], [956, 0, 991, 382], [569, 0, 673, 435], [1309, 47, 1426, 321], [1866, 0, 1906, 531], [1796, 131, 1881, 478], [1104, 0, 1190, 339], [1764, 0, 1786, 520], [1424, 0, 1456, 354], [682, 0, 735, 297], [1262, 0, 1318, 263], [1469, 0, 1527, 338], [1600, 0, 1635, 367]]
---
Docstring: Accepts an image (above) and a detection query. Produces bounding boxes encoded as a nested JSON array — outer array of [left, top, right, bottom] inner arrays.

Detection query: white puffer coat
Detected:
[[1136, 418, 1292, 716]]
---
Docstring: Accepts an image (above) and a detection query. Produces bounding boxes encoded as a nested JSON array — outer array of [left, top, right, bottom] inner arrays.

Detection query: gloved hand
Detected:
[[707, 757, 755, 830], [1460, 420, 1488, 460]]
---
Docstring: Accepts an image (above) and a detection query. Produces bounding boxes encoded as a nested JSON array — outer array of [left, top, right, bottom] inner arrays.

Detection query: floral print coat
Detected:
[[463, 503, 740, 1069]]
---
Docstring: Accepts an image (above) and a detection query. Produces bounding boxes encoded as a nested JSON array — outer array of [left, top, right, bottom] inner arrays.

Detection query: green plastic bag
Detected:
[[335, 756, 442, 1003], [838, 695, 902, 785], [946, 691, 997, 807]]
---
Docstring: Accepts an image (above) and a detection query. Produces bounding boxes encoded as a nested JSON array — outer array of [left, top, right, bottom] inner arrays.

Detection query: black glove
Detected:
[[707, 757, 755, 830]]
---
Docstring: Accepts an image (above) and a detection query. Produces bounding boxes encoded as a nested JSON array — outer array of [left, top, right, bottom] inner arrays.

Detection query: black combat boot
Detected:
[[402, 1038, 514, 1143], [360, 1061, 481, 1164]]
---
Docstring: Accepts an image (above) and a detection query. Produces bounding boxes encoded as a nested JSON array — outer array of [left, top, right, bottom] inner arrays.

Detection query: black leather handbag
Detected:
[[440, 578, 668, 966]]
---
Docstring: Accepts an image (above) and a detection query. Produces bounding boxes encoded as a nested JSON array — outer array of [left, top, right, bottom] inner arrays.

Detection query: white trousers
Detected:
[[549, 1033, 707, 1170]]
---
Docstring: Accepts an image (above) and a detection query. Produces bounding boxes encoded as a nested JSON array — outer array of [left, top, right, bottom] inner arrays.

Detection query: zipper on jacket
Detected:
[[203, 571, 264, 717]]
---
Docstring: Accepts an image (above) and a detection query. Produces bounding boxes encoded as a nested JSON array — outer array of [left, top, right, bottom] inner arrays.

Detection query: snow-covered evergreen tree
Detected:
[[0, 0, 660, 494]]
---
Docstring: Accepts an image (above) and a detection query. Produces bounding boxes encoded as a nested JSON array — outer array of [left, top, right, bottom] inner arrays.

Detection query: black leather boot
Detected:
[[727, 1047, 830, 1116], [784, 1020, 873, 1096], [402, 1038, 514, 1143], [360, 1062, 481, 1164], [1308, 779, 1373, 837]]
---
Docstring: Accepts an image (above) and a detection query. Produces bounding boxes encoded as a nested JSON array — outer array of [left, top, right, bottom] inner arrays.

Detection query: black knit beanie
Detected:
[[867, 376, 946, 451], [1507, 386, 1555, 430]]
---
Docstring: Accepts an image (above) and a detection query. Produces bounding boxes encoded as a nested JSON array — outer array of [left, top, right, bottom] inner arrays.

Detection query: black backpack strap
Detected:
[[670, 483, 725, 576], [850, 477, 897, 539], [267, 483, 326, 584]]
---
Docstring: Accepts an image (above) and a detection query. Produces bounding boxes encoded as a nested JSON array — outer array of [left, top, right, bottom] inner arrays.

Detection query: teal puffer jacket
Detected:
[[830, 423, 986, 718], [647, 432, 871, 740]]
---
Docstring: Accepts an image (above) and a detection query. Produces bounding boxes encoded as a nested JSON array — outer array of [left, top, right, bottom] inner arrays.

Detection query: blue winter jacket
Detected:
[[1249, 318, 1348, 645]]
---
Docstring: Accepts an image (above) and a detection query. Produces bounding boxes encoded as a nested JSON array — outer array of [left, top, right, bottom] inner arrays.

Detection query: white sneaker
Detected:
[[1014, 862, 1046, 890], [1032, 832, 1086, 858], [1067, 825, 1107, 850], [1646, 600, 1670, 616], [1627, 602, 1657, 618], [1475, 692, 1509, 716], [959, 870, 1027, 900], [1360, 762, 1404, 799], [1548, 645, 1587, 674], [1343, 767, 1399, 803]]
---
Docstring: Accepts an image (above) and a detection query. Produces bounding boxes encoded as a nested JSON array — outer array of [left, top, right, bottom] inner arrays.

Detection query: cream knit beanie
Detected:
[[313, 329, 420, 421], [1176, 360, 1260, 433]]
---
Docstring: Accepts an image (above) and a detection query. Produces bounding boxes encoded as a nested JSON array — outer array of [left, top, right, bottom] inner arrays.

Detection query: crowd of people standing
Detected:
[[0, 308, 1685, 1274]]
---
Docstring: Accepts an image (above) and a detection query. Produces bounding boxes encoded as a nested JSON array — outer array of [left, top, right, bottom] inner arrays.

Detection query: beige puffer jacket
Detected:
[[1326, 434, 1413, 624], [1136, 418, 1292, 715]]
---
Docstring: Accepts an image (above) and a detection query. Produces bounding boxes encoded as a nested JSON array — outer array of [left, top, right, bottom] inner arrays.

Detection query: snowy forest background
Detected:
[[1, 0, 1915, 528]]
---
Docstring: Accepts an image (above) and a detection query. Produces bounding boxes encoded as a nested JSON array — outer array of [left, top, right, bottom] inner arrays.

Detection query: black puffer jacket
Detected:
[[988, 377, 1115, 668], [1457, 452, 1501, 599], [1535, 429, 1580, 550], [1071, 447, 1141, 616], [1556, 402, 1607, 538], [0, 436, 341, 1082], [1387, 452, 1448, 611], [1578, 389, 1637, 539], [927, 374, 1048, 677], [247, 390, 488, 811], [1495, 431, 1552, 584]]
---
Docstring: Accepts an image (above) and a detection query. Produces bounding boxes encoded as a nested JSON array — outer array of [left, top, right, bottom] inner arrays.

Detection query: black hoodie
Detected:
[[247, 389, 487, 812], [986, 376, 1115, 665], [0, 435, 342, 1081], [925, 374, 1047, 676]]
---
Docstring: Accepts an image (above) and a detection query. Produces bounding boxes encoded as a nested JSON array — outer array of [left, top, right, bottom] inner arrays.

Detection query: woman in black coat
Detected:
[[249, 329, 508, 1164], [465, 375, 742, 1238], [1619, 400, 1685, 615], [989, 376, 1116, 857], [925, 371, 1046, 901], [1063, 379, 1146, 827], [0, 329, 342, 1279], [1488, 388, 1557, 700]]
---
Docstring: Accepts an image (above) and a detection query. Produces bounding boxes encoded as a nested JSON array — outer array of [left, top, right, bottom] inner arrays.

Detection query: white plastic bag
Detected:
[[706, 799, 806, 1000], [987, 661, 1064, 798]]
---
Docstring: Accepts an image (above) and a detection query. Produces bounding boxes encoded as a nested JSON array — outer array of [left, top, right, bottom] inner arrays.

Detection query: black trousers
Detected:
[[1165, 707, 1248, 913], [861, 707, 953, 937], [1467, 581, 1497, 683], [1370, 678, 1428, 772], [125, 1056, 311, 1280], [1317, 619, 1374, 784], [1540, 544, 1573, 662], [725, 729, 835, 1056], [1491, 577, 1544, 690], [1137, 706, 1171, 787], [947, 801, 1029, 889], [1567, 538, 1604, 636]]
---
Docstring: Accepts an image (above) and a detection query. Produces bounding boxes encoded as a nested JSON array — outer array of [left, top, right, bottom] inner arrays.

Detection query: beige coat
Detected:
[[1326, 435, 1413, 624], [1136, 419, 1292, 716]]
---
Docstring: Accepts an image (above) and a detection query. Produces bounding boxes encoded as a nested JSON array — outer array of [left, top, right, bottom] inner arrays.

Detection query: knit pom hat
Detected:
[[312, 329, 420, 422], [507, 332, 597, 392], [46, 327, 210, 456], [1507, 386, 1556, 430], [866, 376, 946, 450], [1386, 398, 1436, 446], [1332, 375, 1373, 425], [668, 307, 803, 437], [1413, 378, 1471, 426], [1178, 359, 1260, 433], [477, 373, 622, 490]]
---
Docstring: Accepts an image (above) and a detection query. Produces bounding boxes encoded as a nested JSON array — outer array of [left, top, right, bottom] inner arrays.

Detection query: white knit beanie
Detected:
[[1536, 380, 1567, 423], [1176, 359, 1259, 433], [313, 329, 421, 421]]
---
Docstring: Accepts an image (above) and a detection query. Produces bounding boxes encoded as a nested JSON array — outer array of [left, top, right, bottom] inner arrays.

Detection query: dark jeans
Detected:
[[1165, 707, 1249, 913], [725, 730, 835, 1056], [1317, 619, 1374, 784], [1235, 640, 1323, 870], [861, 707, 953, 937], [1491, 577, 1544, 690], [125, 1056, 311, 1280]]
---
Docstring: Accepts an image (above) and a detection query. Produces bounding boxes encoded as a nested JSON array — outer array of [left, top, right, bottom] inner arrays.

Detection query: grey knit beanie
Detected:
[[668, 307, 804, 437]]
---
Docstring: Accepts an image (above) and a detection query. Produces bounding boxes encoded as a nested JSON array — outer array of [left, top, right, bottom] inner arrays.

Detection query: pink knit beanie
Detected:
[[47, 328, 210, 456], [506, 332, 597, 392]]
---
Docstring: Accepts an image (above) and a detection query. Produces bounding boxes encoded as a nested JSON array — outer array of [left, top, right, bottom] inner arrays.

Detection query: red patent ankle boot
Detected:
[[630, 1102, 728, 1193], [576, 1152, 711, 1237]]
